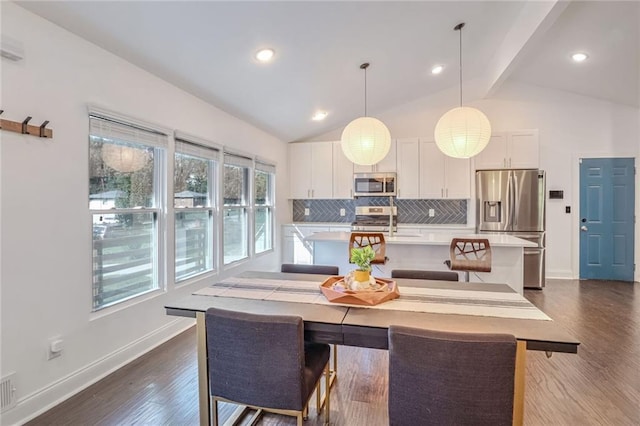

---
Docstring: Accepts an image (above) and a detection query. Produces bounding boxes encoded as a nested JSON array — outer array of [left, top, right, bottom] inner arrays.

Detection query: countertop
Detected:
[[305, 231, 536, 247]]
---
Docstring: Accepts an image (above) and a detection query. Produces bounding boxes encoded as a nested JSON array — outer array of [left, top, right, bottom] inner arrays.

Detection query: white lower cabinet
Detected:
[[282, 225, 330, 264]]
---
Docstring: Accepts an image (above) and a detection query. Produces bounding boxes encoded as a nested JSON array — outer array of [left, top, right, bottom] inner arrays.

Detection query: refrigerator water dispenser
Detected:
[[484, 201, 501, 222]]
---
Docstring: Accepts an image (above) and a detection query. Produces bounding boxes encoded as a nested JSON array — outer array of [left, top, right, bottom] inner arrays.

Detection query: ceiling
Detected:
[[16, 1, 639, 142]]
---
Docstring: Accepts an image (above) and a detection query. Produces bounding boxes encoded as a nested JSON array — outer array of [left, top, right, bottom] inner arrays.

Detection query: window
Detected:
[[89, 113, 167, 311], [223, 153, 252, 265], [174, 137, 219, 282], [254, 161, 275, 254]]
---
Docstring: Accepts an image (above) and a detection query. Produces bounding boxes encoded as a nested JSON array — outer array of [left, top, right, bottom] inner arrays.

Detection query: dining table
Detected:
[[164, 270, 579, 426]]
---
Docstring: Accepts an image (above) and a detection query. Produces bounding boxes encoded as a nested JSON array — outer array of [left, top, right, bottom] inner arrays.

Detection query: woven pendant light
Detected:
[[341, 63, 391, 166], [434, 23, 491, 159]]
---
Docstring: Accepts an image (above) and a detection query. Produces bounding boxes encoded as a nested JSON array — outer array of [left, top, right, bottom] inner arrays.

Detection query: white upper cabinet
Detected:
[[332, 141, 354, 199], [353, 139, 397, 173], [289, 142, 333, 199], [474, 130, 539, 170], [396, 138, 420, 199], [419, 140, 471, 199], [508, 130, 540, 169]]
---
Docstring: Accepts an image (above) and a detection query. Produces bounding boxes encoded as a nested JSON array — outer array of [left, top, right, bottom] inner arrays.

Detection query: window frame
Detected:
[[254, 160, 276, 255], [173, 136, 220, 283], [88, 109, 168, 312], [222, 152, 253, 266]]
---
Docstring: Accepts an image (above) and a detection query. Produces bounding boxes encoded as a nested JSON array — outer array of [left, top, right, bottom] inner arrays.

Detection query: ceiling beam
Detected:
[[482, 0, 571, 98]]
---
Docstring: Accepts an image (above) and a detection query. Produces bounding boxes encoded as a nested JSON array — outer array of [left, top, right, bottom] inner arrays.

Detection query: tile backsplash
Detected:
[[292, 198, 467, 224]]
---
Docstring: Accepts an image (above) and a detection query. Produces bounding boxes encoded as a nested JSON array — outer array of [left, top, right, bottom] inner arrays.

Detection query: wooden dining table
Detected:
[[165, 271, 579, 426]]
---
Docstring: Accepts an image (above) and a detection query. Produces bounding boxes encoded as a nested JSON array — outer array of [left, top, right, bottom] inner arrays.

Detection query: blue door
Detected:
[[579, 158, 635, 281]]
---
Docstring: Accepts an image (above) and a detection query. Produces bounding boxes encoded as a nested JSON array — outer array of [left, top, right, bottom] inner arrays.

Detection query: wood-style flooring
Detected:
[[27, 279, 640, 425]]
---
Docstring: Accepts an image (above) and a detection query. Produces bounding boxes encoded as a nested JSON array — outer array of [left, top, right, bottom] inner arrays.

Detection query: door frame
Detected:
[[572, 152, 637, 282]]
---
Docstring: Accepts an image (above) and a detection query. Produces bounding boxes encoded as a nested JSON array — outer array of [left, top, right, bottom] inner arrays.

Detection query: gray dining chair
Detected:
[[391, 269, 459, 281], [388, 325, 516, 426], [281, 263, 339, 275], [281, 263, 340, 379], [206, 307, 330, 425]]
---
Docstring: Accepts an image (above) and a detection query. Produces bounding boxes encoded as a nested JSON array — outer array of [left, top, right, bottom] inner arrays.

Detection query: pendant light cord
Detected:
[[360, 62, 370, 117], [364, 66, 367, 117], [457, 23, 464, 107], [459, 26, 463, 107]]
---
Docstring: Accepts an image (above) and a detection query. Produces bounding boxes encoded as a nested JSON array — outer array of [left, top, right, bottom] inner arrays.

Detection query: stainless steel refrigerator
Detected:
[[476, 169, 546, 289]]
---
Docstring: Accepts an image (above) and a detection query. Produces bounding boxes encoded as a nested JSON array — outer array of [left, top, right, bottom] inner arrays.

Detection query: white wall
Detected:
[[310, 81, 640, 280], [0, 4, 288, 424]]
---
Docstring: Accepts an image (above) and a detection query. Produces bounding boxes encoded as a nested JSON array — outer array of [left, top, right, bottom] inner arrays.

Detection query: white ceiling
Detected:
[[16, 1, 640, 142]]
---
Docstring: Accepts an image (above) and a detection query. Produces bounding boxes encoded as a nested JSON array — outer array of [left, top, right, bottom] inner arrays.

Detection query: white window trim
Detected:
[[174, 137, 220, 282], [89, 108, 168, 312]]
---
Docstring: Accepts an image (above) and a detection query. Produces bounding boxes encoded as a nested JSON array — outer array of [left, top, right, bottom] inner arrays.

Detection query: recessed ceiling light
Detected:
[[431, 65, 444, 75], [312, 111, 328, 121], [255, 48, 275, 62], [571, 52, 588, 62]]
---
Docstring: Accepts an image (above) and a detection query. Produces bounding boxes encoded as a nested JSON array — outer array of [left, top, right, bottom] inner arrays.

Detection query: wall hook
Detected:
[[0, 112, 53, 138], [21, 116, 32, 134], [39, 120, 50, 138]]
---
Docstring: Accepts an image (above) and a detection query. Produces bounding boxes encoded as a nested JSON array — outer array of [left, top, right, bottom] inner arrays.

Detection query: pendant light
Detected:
[[434, 23, 491, 159], [102, 143, 148, 173], [341, 63, 391, 166]]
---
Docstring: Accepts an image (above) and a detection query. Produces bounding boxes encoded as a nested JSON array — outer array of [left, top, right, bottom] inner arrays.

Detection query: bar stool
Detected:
[[444, 238, 492, 282], [349, 232, 387, 264]]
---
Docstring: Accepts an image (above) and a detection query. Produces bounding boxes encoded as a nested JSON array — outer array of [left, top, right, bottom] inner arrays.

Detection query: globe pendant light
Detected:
[[434, 23, 491, 159], [341, 63, 391, 166], [102, 143, 148, 173]]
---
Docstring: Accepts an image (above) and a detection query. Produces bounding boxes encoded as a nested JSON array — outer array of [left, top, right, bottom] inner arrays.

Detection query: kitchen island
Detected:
[[306, 232, 536, 294]]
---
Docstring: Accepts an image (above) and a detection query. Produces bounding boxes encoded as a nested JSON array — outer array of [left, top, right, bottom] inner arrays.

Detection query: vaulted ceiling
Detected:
[[17, 1, 639, 142]]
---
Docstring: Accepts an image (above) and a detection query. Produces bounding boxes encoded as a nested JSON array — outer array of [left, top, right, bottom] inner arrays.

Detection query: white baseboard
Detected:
[[1, 318, 194, 426], [546, 269, 574, 280]]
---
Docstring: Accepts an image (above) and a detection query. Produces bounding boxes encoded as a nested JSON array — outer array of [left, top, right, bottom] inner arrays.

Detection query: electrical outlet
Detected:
[[428, 208, 435, 217], [48, 337, 63, 360], [340, 208, 346, 216], [304, 208, 310, 216]]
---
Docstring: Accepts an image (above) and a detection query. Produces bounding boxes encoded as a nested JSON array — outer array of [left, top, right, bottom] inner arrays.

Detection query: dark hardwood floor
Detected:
[[27, 279, 639, 425]]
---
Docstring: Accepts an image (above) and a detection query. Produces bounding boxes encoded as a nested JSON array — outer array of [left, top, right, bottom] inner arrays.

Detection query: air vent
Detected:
[[0, 373, 17, 413]]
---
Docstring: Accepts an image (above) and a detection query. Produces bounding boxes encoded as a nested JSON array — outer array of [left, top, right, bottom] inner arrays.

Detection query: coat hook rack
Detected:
[[0, 110, 53, 138]]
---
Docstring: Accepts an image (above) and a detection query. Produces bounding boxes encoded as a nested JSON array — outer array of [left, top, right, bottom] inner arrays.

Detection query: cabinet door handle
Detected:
[[446, 188, 449, 197], [503, 158, 506, 168], [311, 189, 314, 198], [441, 188, 444, 197], [509, 158, 512, 168]]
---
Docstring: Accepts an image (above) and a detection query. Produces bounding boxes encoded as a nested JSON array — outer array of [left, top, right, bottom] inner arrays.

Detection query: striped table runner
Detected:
[[193, 277, 550, 321]]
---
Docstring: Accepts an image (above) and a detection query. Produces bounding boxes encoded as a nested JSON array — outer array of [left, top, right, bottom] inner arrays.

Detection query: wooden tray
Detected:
[[320, 276, 399, 306]]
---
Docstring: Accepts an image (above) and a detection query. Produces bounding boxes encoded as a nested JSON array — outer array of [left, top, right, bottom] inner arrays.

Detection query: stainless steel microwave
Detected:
[[353, 172, 396, 197]]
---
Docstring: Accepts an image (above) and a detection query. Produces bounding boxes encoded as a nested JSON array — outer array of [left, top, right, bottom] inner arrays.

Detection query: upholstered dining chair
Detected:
[[205, 307, 330, 426], [349, 232, 387, 264], [280, 263, 340, 381], [388, 326, 516, 426], [281, 263, 339, 275], [444, 237, 492, 282], [391, 269, 459, 282]]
